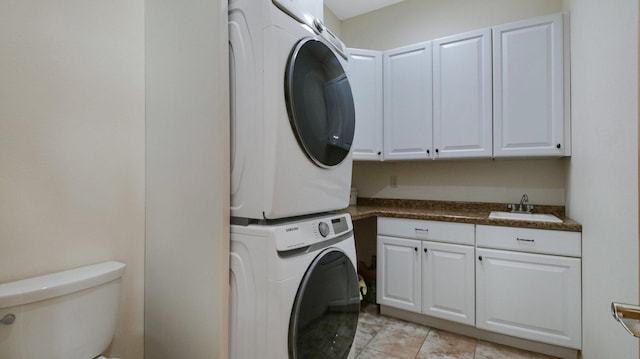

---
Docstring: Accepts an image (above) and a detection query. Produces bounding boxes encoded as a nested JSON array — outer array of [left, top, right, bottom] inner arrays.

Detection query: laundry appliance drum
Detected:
[[288, 248, 360, 359], [285, 38, 356, 168]]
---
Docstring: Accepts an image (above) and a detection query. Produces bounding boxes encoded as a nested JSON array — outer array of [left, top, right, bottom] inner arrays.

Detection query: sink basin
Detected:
[[489, 211, 562, 223]]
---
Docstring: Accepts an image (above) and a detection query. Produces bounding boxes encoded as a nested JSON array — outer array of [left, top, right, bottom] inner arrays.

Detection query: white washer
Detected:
[[229, 0, 356, 221], [230, 213, 360, 359]]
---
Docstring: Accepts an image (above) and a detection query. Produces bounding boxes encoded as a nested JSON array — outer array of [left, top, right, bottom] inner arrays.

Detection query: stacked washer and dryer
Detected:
[[228, 0, 360, 358]]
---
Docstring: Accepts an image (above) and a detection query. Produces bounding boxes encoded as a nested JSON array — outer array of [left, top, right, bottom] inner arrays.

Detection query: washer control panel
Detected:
[[329, 216, 349, 234], [274, 213, 353, 251]]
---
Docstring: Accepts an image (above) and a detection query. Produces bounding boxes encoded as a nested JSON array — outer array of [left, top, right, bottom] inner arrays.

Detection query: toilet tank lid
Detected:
[[0, 261, 126, 309]]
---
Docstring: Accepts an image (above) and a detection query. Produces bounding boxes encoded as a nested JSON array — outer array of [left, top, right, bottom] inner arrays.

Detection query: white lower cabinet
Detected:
[[476, 225, 582, 349], [377, 218, 475, 325], [376, 219, 583, 350], [377, 235, 421, 312], [421, 241, 475, 325]]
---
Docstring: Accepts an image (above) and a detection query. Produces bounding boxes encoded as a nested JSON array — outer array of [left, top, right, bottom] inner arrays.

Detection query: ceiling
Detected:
[[324, 0, 406, 20]]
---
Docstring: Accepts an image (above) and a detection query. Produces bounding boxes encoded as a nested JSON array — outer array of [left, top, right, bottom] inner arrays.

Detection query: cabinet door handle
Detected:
[[377, 151, 382, 156], [424, 248, 428, 253], [435, 148, 439, 153], [517, 237, 535, 242], [415, 228, 429, 232], [414, 247, 418, 252], [426, 149, 430, 154], [478, 256, 483, 261], [557, 143, 562, 149]]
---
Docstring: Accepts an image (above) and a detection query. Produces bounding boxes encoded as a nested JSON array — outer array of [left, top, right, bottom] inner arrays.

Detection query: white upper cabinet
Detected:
[[346, 12, 569, 161], [432, 28, 492, 159], [493, 13, 567, 157], [383, 41, 433, 160], [347, 48, 384, 161]]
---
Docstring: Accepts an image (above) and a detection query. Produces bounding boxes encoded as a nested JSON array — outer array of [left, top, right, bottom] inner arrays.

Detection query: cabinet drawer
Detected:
[[476, 225, 581, 257], [378, 217, 474, 245]]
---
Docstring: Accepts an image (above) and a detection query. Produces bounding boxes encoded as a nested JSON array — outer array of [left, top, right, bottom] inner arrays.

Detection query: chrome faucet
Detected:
[[507, 194, 534, 213], [518, 194, 528, 211]]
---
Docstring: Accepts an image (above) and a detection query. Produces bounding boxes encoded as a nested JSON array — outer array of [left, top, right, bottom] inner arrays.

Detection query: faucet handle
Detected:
[[525, 204, 534, 213], [507, 203, 516, 212]]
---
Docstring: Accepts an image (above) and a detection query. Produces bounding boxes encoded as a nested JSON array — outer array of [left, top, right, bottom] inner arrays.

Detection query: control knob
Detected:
[[318, 222, 330, 237]]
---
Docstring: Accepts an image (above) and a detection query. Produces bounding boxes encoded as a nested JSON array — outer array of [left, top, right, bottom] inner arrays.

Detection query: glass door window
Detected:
[[288, 249, 360, 358], [285, 38, 356, 168]]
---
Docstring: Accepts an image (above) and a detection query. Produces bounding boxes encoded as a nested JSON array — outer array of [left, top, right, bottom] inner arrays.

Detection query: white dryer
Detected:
[[229, 213, 360, 359], [229, 0, 356, 221]]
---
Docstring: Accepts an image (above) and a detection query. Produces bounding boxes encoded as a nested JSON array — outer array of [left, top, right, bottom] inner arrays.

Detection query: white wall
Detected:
[[343, 0, 567, 206], [145, 0, 229, 358], [564, 0, 639, 358], [0, 1, 145, 357], [354, 159, 567, 205], [342, 0, 563, 50], [323, 5, 342, 37]]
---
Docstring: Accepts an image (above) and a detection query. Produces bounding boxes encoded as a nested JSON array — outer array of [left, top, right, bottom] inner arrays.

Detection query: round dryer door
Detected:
[[285, 38, 356, 168], [288, 249, 360, 359]]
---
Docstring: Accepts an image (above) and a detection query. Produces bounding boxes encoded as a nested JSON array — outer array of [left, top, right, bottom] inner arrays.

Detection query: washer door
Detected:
[[285, 38, 356, 168], [288, 249, 360, 359]]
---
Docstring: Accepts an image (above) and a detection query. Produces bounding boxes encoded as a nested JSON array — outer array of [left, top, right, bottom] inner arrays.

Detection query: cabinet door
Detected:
[[421, 241, 475, 325], [383, 42, 432, 160], [476, 248, 581, 349], [433, 28, 492, 159], [347, 48, 384, 161], [377, 235, 421, 312], [493, 13, 565, 157]]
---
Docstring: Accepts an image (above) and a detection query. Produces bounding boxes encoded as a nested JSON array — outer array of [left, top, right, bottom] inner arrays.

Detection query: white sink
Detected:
[[489, 211, 563, 223]]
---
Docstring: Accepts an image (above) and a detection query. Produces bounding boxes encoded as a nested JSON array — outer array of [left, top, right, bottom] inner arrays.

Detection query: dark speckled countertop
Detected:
[[339, 198, 582, 232]]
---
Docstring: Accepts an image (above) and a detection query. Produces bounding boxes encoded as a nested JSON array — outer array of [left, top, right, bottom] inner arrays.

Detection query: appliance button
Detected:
[[313, 18, 324, 33], [318, 222, 330, 237]]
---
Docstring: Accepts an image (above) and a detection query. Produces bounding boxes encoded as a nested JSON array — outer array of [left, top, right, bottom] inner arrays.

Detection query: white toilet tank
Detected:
[[0, 261, 126, 359]]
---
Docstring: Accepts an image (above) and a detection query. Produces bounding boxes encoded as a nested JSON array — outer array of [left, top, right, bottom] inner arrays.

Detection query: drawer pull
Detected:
[[478, 256, 483, 261], [415, 228, 429, 232], [517, 237, 535, 243], [424, 248, 428, 253]]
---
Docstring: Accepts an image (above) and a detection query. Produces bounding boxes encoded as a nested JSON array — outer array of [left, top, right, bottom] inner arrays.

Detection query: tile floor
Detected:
[[354, 304, 559, 359]]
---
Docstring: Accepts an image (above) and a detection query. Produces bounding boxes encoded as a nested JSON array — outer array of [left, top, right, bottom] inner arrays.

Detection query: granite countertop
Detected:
[[339, 198, 582, 232]]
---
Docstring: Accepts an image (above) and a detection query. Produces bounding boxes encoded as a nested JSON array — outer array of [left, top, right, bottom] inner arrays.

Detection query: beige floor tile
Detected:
[[356, 304, 561, 359], [366, 318, 430, 359], [356, 347, 404, 359], [358, 310, 388, 329], [530, 352, 560, 359], [415, 329, 477, 359], [354, 327, 373, 355], [353, 309, 379, 354], [354, 310, 389, 354], [475, 340, 534, 359]]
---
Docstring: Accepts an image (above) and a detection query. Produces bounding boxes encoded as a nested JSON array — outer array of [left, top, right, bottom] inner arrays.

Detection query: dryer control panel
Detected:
[[274, 213, 353, 252], [272, 0, 323, 27]]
